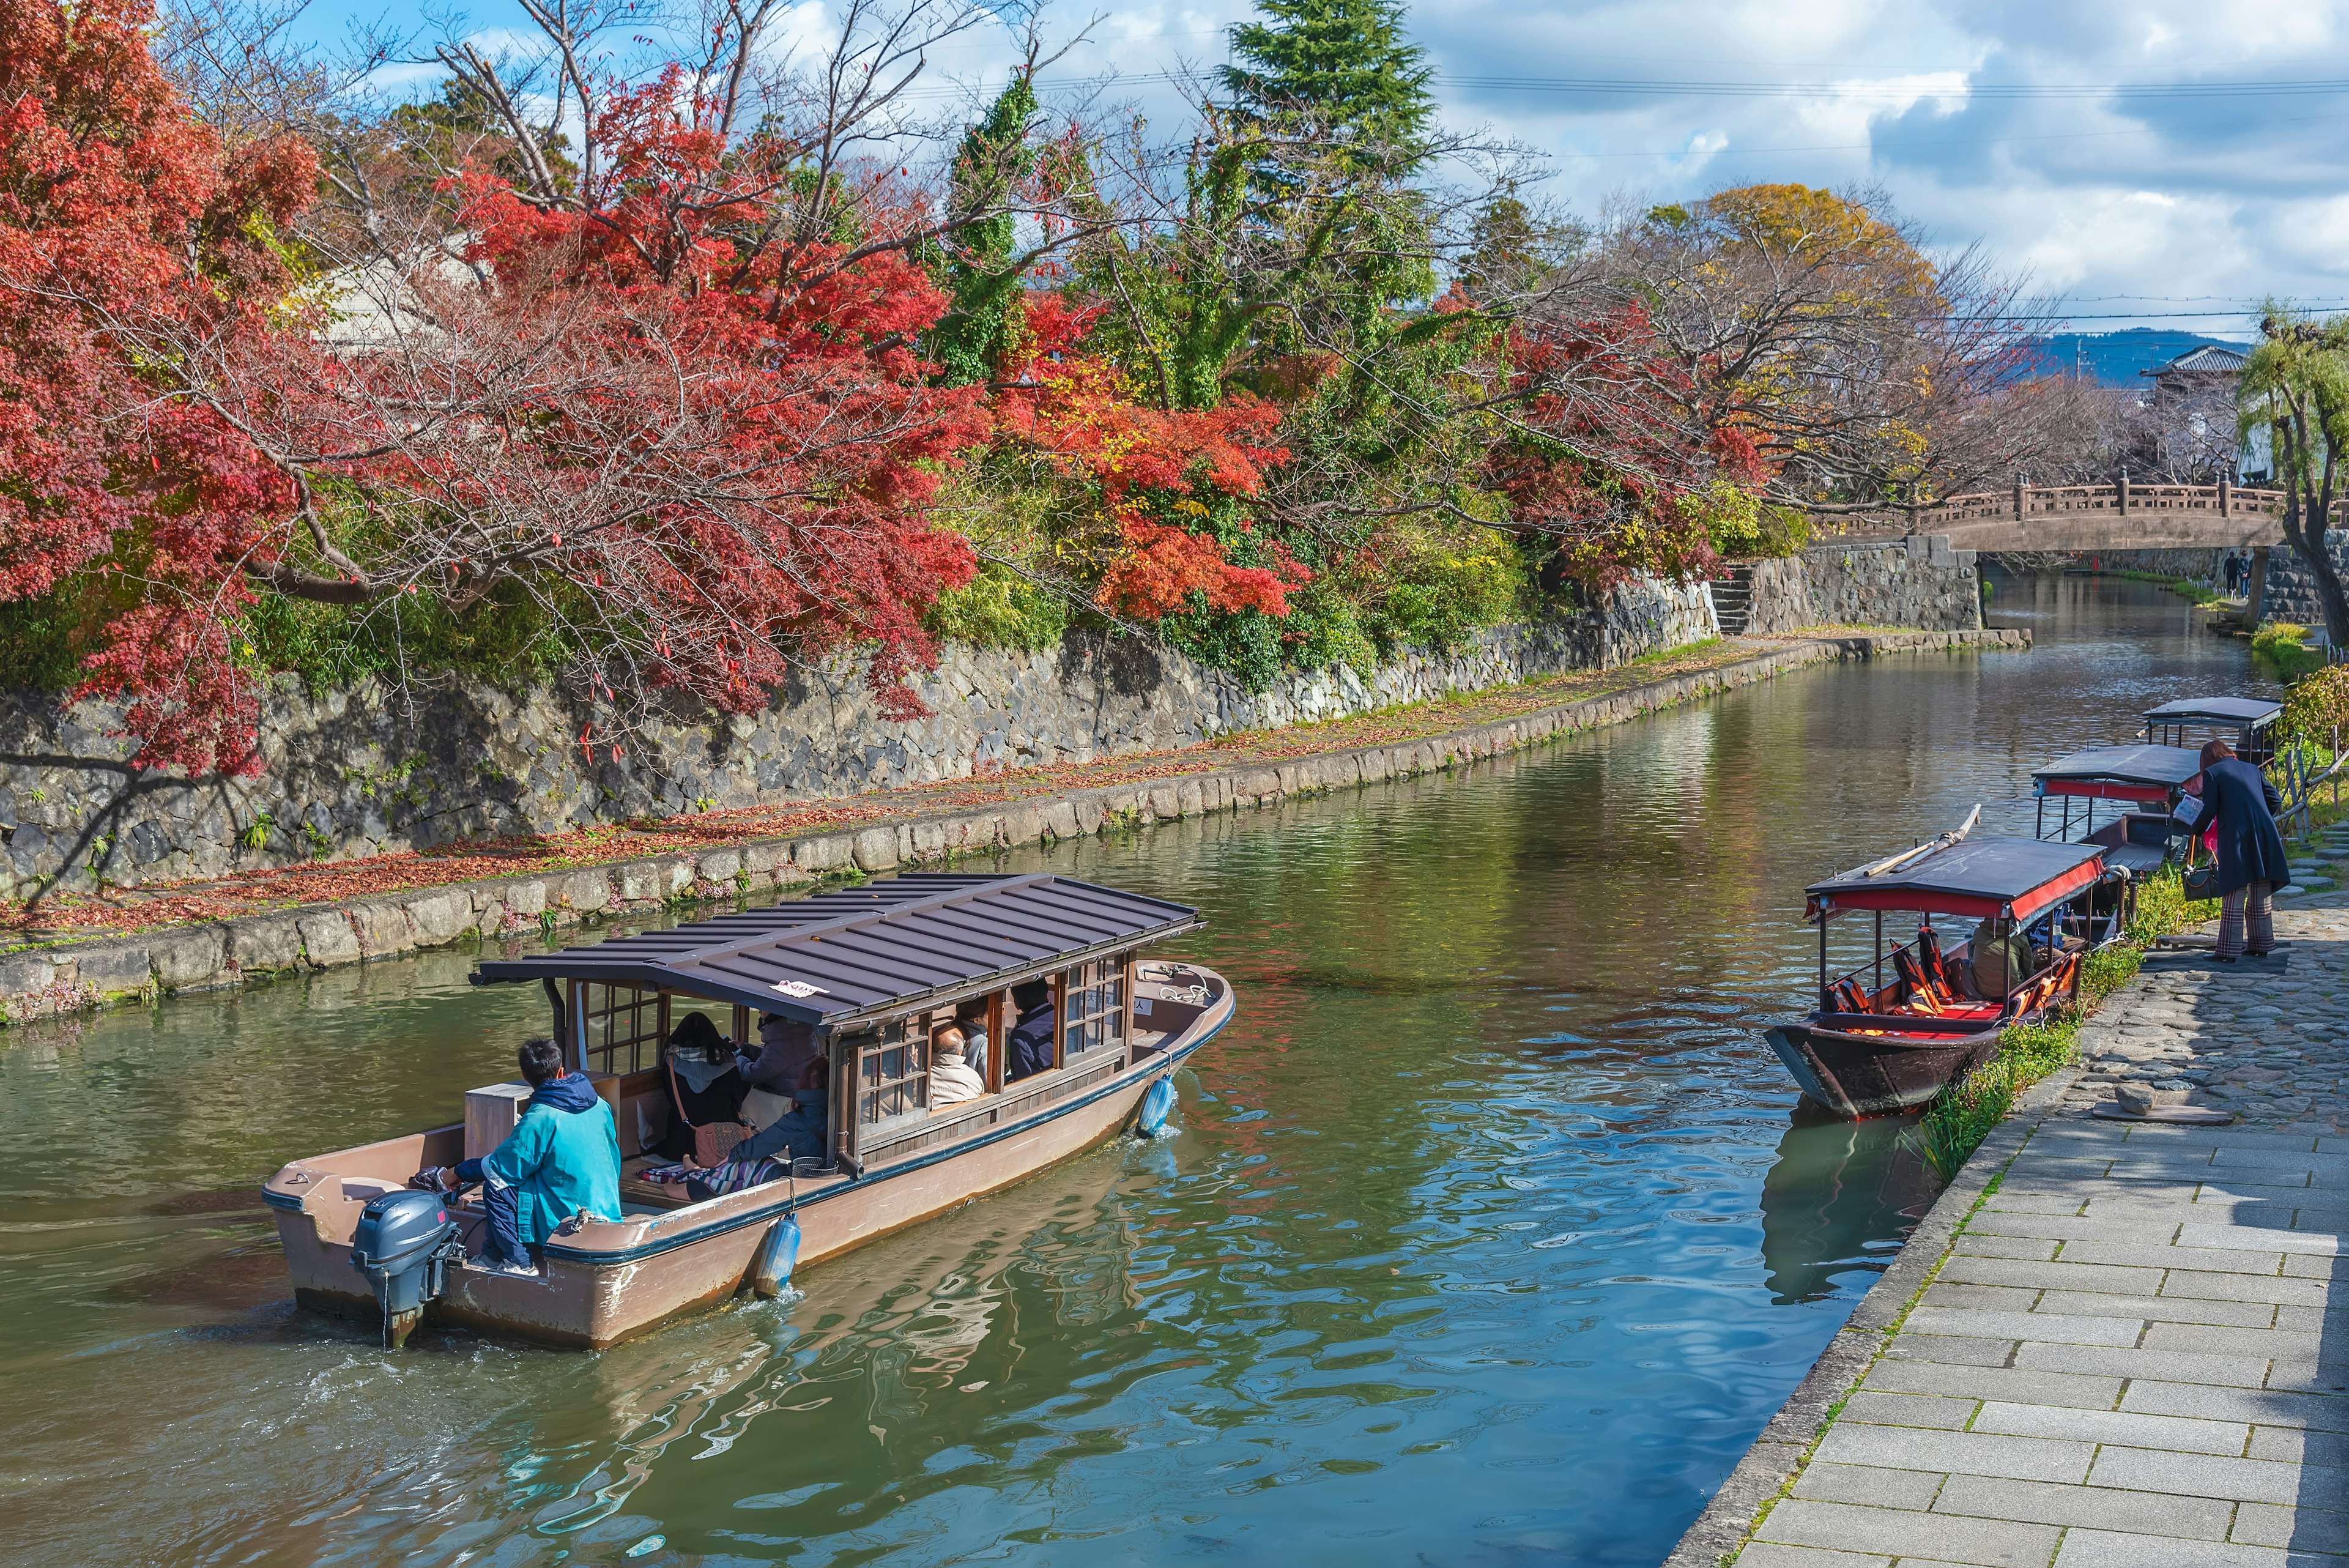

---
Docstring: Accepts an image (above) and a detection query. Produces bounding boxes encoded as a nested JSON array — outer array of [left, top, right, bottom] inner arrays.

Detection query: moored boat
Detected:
[[264, 873, 1233, 1348], [1765, 820, 2110, 1119], [2142, 696, 2283, 765], [2029, 741, 2199, 882]]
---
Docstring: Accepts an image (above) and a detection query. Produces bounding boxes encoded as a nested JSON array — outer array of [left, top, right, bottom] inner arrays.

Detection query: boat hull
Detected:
[[1765, 1020, 2005, 1119], [270, 966, 1231, 1348]]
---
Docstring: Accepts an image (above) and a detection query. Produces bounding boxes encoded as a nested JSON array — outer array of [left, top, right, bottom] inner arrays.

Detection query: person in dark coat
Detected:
[[2178, 740, 2289, 960], [658, 1011, 748, 1161], [1004, 979, 1056, 1081]]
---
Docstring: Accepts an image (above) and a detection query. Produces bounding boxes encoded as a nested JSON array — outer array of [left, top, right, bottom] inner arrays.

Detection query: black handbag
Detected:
[[2182, 860, 2219, 901]]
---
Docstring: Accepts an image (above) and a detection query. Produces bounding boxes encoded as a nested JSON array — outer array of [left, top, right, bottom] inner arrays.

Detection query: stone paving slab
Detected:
[[1693, 853, 2349, 1568]]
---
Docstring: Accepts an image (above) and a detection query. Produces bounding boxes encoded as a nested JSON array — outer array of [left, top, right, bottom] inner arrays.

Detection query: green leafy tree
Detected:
[[2240, 309, 2349, 648], [929, 71, 1039, 387]]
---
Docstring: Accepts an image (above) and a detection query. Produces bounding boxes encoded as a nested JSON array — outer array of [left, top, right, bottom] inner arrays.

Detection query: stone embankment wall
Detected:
[[1740, 537, 1986, 636], [1, 579, 1715, 897], [0, 631, 2023, 1025], [2026, 546, 2227, 585], [2261, 530, 2349, 626]]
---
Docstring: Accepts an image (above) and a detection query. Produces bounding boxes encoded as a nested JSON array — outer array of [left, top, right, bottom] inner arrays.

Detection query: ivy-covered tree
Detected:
[[929, 70, 1038, 387]]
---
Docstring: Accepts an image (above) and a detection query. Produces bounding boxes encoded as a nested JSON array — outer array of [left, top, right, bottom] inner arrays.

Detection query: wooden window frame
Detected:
[[1057, 956, 1129, 1063], [855, 1014, 932, 1131], [570, 981, 669, 1079]]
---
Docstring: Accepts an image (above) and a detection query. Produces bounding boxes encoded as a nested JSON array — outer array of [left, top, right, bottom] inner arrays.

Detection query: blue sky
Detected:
[[299, 0, 2349, 333]]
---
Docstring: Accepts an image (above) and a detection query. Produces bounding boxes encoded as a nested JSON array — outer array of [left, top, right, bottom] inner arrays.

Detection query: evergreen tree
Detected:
[[1222, 0, 1434, 168]]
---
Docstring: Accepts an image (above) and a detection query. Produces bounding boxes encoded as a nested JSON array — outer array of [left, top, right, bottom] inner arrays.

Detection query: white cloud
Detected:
[[309, 0, 2349, 329]]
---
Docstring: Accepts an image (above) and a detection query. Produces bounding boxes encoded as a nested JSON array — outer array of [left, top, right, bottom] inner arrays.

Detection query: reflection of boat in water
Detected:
[[1757, 1102, 1936, 1305], [264, 874, 1232, 1348]]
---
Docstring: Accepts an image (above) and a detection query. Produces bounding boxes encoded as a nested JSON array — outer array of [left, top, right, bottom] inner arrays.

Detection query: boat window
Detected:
[[1059, 957, 1127, 1060], [858, 1016, 930, 1126], [579, 984, 669, 1077]]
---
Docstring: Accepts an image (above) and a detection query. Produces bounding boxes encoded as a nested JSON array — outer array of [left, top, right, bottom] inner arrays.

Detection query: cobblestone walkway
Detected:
[[1732, 822, 2349, 1567]]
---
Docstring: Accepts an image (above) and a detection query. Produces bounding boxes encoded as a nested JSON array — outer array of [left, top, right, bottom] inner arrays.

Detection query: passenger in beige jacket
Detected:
[[930, 1026, 985, 1107]]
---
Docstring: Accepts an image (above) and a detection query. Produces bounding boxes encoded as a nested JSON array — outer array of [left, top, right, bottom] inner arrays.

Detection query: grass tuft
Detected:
[[1904, 864, 2213, 1180], [1911, 1066, 2018, 1181]]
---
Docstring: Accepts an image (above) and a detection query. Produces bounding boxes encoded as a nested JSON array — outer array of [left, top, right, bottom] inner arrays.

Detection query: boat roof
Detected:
[[1805, 836, 2107, 922], [2143, 696, 2282, 728], [475, 872, 1200, 1025], [2032, 743, 2202, 799]]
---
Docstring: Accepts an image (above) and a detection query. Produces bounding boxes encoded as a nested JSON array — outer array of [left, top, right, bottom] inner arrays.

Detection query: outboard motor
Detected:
[[350, 1189, 466, 1348]]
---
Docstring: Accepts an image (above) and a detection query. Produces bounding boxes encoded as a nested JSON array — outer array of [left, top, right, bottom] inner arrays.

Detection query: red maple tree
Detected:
[[992, 294, 1305, 619], [0, 0, 314, 772]]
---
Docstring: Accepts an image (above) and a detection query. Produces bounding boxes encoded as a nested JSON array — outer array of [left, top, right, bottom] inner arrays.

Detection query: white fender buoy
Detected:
[[751, 1213, 801, 1298], [1135, 1075, 1176, 1137]]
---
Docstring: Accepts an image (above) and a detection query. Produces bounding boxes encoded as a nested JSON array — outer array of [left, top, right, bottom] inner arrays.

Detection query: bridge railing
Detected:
[[1817, 480, 2329, 537]]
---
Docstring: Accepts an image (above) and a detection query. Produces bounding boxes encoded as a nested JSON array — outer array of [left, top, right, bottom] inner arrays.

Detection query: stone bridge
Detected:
[[1831, 480, 2310, 552]]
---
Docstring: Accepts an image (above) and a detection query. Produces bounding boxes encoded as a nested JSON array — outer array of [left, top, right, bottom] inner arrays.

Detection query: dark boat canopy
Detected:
[[476, 872, 1200, 1025], [1806, 836, 2107, 923], [2032, 743, 2202, 801], [2142, 696, 2281, 730]]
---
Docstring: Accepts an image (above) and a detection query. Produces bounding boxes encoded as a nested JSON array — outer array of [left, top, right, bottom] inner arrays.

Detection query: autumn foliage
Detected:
[[0, 0, 1897, 781], [993, 295, 1302, 618]]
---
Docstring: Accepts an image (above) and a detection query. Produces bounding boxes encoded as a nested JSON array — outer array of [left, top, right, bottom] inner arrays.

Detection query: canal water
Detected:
[[0, 575, 2265, 1567]]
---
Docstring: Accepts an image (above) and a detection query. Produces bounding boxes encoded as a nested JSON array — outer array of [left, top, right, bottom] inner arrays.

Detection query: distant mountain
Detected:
[[2022, 328, 2254, 388]]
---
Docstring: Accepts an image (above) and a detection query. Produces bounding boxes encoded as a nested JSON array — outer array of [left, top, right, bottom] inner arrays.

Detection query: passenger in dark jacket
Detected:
[[2178, 741, 2288, 960], [657, 1013, 748, 1161], [1004, 979, 1056, 1081], [737, 1013, 819, 1093]]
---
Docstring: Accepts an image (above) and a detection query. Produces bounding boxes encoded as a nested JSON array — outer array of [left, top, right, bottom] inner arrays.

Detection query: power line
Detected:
[[1434, 73, 2349, 98], [920, 67, 2349, 103]]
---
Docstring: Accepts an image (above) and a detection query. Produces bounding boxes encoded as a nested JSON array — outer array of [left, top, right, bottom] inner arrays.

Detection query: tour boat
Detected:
[[1764, 819, 2109, 1119], [2143, 696, 2283, 765], [263, 873, 1233, 1348], [2030, 741, 2200, 877]]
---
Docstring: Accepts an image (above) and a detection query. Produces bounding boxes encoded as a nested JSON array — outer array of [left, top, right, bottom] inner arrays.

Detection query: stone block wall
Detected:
[[2, 576, 1716, 896], [2260, 532, 2349, 628], [2065, 548, 2228, 586], [1741, 537, 1985, 636]]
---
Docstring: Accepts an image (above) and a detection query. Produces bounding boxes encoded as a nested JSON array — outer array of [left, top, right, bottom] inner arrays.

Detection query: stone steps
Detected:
[[1709, 568, 1757, 636]]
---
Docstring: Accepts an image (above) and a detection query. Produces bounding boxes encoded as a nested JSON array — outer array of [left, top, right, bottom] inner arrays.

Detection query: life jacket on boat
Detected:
[[1893, 948, 1945, 1013], [1915, 927, 1960, 1003], [1828, 977, 1870, 1014]]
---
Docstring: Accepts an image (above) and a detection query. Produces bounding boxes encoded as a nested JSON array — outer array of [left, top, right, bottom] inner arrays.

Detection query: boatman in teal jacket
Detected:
[[412, 1036, 622, 1276]]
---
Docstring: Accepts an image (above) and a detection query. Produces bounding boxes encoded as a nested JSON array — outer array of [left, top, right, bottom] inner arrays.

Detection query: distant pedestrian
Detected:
[[2176, 740, 2289, 960]]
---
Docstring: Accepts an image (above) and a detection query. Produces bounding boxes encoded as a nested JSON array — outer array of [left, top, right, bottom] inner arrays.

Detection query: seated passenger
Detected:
[[930, 1026, 984, 1108], [657, 1012, 748, 1162], [411, 1036, 621, 1276], [737, 1013, 818, 1094], [723, 1057, 830, 1169], [1004, 980, 1055, 1082], [956, 1001, 992, 1082], [1967, 917, 2038, 999]]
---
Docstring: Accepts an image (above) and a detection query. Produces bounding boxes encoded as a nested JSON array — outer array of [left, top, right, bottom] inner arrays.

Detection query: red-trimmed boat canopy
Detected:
[[2031, 743, 2202, 803], [1805, 836, 2108, 923]]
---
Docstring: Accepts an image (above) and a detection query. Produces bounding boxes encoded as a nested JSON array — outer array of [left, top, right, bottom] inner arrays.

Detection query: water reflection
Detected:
[[1759, 1107, 1936, 1305], [0, 573, 2264, 1567]]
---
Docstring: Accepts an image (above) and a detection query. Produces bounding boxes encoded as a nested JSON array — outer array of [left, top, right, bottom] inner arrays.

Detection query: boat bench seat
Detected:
[[618, 1156, 697, 1211]]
